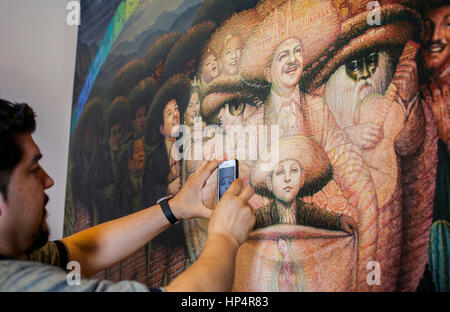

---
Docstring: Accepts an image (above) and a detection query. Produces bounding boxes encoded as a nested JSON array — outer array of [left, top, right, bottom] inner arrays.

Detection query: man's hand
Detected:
[[345, 123, 383, 150], [170, 160, 222, 220], [208, 179, 256, 247], [339, 215, 357, 235], [392, 60, 419, 106]]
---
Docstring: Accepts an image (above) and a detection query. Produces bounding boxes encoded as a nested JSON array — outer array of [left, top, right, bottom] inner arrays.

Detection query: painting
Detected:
[[65, 0, 450, 291]]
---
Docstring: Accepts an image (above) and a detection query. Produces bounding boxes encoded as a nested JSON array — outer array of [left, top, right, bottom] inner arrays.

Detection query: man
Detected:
[[0, 98, 256, 292]]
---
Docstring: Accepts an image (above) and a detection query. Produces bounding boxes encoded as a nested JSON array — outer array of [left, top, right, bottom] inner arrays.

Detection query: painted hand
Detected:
[[346, 123, 383, 150], [340, 215, 357, 235], [392, 60, 419, 107]]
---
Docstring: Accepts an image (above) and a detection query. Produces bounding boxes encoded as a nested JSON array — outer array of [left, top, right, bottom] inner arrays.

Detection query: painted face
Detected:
[[1, 134, 54, 256], [134, 105, 147, 136], [109, 123, 123, 152], [277, 237, 289, 258], [221, 36, 241, 75], [83, 123, 96, 152], [218, 102, 245, 128], [154, 60, 164, 83], [345, 52, 379, 81], [268, 159, 304, 204], [202, 53, 219, 83], [185, 92, 201, 126], [129, 138, 145, 174], [423, 6, 450, 76], [269, 38, 304, 95], [184, 58, 197, 80], [160, 99, 180, 139]]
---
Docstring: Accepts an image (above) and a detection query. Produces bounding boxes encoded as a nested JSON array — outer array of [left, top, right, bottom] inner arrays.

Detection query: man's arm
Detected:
[[62, 160, 224, 278], [165, 179, 256, 292]]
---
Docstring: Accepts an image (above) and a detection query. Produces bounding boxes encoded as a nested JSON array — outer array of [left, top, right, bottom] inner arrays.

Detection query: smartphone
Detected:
[[217, 159, 239, 203]]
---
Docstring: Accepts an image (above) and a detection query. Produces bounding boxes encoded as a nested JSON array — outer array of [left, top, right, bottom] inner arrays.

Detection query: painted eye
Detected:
[[228, 102, 245, 117]]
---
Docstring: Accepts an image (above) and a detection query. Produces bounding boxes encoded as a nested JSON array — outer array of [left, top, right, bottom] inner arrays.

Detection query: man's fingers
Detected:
[[226, 178, 243, 196], [198, 160, 221, 183], [199, 207, 213, 219], [238, 185, 255, 202]]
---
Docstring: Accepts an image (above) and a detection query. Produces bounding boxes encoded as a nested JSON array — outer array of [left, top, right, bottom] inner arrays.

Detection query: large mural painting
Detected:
[[65, 0, 450, 291]]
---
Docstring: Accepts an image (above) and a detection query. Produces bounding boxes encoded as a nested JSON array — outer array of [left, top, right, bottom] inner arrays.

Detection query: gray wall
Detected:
[[0, 0, 79, 240]]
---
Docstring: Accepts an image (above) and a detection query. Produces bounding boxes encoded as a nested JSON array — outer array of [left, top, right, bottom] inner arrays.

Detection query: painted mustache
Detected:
[[284, 62, 300, 74], [426, 40, 448, 53]]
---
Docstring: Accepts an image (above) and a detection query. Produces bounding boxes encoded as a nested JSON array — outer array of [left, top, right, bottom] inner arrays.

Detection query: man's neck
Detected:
[[271, 84, 298, 99]]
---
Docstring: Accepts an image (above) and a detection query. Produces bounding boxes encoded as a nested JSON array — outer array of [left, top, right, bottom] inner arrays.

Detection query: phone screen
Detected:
[[218, 166, 236, 201]]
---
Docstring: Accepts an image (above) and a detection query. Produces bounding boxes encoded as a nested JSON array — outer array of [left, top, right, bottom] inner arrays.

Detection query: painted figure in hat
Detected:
[[142, 74, 191, 288], [69, 97, 105, 232], [412, 0, 450, 292], [250, 135, 357, 234], [93, 96, 129, 224]]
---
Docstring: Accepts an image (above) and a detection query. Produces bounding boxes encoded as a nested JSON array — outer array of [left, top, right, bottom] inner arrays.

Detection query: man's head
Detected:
[[128, 138, 145, 178], [266, 158, 304, 204], [423, 5, 450, 76], [220, 35, 242, 76], [265, 38, 304, 96], [0, 100, 53, 258], [159, 99, 180, 139]]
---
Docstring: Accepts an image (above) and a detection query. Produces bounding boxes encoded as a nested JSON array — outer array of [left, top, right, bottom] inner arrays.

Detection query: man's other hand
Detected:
[[208, 179, 256, 247]]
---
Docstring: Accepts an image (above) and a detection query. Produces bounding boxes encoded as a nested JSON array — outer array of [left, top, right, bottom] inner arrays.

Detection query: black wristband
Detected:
[[159, 198, 179, 224]]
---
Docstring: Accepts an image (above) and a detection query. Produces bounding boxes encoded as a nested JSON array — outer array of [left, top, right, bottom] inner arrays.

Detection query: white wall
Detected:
[[0, 0, 79, 240]]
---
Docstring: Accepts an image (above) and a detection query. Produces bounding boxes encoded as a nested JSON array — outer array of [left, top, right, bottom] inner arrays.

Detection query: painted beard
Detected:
[[25, 194, 50, 255], [325, 52, 393, 129]]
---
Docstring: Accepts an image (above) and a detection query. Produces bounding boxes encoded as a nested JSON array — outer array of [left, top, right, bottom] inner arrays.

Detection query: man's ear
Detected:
[[265, 176, 273, 192], [159, 125, 165, 137], [264, 67, 272, 83]]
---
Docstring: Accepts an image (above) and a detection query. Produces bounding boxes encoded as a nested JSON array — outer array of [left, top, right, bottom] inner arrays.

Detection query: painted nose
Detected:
[[360, 62, 371, 80]]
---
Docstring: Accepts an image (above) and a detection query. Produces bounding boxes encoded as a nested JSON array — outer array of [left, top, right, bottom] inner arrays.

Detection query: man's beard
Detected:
[[25, 194, 50, 255], [325, 52, 393, 128]]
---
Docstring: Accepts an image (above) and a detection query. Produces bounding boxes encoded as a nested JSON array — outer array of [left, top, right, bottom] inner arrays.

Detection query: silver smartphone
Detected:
[[217, 159, 239, 203]]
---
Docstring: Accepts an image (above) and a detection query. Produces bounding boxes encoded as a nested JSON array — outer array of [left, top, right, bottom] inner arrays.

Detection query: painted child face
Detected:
[[203, 53, 219, 83], [221, 36, 241, 75], [129, 138, 145, 175], [267, 159, 304, 203]]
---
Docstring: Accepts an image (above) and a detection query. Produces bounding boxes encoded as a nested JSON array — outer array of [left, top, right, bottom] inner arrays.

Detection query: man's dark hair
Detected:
[[0, 99, 36, 201]]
